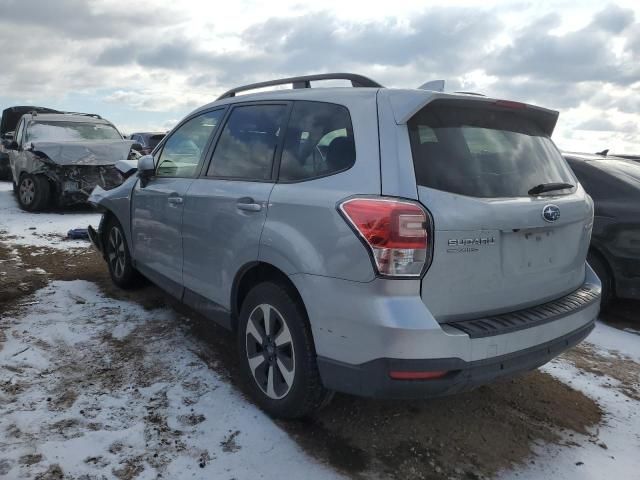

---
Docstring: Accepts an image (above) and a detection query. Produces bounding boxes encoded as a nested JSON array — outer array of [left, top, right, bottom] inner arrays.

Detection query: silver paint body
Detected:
[[89, 86, 599, 367]]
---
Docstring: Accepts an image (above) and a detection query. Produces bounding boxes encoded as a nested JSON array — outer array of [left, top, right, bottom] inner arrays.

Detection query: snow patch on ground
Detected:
[[0, 182, 100, 250], [0, 280, 342, 479], [498, 322, 640, 479]]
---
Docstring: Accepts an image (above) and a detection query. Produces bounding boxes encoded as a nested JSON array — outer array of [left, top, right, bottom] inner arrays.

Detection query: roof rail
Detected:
[[216, 73, 384, 100], [60, 111, 103, 119], [26, 110, 102, 119]]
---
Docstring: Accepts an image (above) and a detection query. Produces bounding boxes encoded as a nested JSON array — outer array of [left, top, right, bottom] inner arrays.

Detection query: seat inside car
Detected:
[[326, 136, 355, 172]]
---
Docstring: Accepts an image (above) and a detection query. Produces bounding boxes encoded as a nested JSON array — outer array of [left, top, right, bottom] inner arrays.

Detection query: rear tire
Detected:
[[17, 174, 51, 211], [104, 217, 140, 289], [237, 282, 333, 419], [588, 250, 613, 308]]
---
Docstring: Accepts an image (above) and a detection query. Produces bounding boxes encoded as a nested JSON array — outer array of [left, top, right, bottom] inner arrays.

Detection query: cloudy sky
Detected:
[[0, 0, 638, 153]]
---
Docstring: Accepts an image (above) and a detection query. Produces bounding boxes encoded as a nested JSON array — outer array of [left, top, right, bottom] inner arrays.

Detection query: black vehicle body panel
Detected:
[[1, 106, 62, 136], [565, 152, 640, 300], [0, 150, 9, 180]]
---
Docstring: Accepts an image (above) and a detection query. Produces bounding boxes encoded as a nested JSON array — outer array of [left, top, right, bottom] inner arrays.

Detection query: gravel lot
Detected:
[[1, 181, 639, 480]]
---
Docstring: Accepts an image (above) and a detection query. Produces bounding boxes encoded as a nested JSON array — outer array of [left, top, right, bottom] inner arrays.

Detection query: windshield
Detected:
[[26, 121, 122, 142], [408, 103, 576, 198]]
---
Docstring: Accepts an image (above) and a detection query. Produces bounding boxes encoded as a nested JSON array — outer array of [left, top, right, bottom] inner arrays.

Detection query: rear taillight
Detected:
[[339, 197, 432, 277]]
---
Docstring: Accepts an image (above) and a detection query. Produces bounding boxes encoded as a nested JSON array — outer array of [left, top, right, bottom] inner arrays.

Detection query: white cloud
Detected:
[[0, 0, 638, 153]]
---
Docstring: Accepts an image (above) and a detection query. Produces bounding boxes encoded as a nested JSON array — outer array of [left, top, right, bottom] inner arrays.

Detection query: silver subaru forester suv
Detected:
[[89, 73, 600, 418]]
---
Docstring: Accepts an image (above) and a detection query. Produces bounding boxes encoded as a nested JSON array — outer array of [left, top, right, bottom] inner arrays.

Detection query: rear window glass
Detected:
[[408, 103, 575, 198], [279, 101, 355, 182]]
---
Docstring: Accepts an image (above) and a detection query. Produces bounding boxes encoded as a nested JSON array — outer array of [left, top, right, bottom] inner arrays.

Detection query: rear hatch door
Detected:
[[406, 99, 593, 322]]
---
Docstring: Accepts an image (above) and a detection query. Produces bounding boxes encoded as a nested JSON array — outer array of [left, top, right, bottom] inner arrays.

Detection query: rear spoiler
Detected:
[[382, 90, 560, 137]]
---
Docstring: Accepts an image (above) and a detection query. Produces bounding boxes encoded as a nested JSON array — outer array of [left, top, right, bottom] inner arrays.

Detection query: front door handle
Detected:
[[237, 197, 262, 212], [167, 196, 183, 206]]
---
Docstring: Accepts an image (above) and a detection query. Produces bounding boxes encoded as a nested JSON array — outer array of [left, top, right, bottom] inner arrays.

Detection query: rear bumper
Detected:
[[291, 263, 600, 399], [317, 321, 594, 398]]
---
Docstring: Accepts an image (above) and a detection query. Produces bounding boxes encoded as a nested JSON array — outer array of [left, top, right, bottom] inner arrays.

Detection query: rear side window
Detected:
[[208, 104, 288, 180], [279, 101, 355, 182], [408, 103, 576, 198]]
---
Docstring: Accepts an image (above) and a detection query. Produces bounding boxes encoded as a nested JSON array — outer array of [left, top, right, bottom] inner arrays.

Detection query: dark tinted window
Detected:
[[408, 103, 576, 198], [208, 104, 287, 180], [148, 134, 165, 149], [156, 110, 223, 178], [279, 101, 355, 182]]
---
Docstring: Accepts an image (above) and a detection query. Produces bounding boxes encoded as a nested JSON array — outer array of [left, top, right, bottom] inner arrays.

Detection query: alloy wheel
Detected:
[[245, 304, 296, 400], [107, 227, 126, 279], [19, 178, 35, 206]]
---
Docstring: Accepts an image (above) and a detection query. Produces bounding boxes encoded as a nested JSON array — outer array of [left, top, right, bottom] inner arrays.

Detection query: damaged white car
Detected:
[[6, 111, 140, 211]]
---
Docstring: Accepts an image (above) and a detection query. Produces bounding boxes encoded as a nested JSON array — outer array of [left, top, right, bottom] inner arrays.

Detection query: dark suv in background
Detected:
[[129, 132, 166, 155]]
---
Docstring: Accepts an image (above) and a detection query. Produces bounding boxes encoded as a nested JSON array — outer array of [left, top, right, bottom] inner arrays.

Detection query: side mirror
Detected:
[[6, 140, 18, 150], [137, 155, 155, 187], [3, 131, 14, 141]]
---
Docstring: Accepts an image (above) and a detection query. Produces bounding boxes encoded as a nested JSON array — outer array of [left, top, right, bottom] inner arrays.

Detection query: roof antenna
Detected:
[[418, 80, 445, 92], [596, 149, 609, 157]]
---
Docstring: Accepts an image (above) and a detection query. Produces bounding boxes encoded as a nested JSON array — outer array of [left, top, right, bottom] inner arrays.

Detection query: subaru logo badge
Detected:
[[542, 204, 560, 222]]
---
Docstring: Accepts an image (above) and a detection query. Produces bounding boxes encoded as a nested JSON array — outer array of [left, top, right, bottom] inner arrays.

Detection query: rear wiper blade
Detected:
[[528, 182, 574, 196]]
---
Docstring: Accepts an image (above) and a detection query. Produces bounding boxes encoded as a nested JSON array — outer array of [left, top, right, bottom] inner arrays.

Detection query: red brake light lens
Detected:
[[389, 370, 448, 380], [339, 197, 431, 277]]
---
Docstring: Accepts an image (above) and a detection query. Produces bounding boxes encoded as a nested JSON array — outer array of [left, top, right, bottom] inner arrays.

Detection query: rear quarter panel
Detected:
[[260, 94, 381, 281]]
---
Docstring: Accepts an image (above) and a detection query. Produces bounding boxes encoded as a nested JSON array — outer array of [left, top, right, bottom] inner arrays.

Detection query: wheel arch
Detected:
[[588, 245, 616, 296], [231, 261, 308, 331]]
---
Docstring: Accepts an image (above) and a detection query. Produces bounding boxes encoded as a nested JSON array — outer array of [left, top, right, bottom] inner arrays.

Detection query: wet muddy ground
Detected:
[[3, 236, 638, 480]]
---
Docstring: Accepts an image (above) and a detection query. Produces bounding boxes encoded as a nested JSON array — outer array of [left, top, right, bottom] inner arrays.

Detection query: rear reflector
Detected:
[[389, 370, 448, 380], [339, 197, 431, 277]]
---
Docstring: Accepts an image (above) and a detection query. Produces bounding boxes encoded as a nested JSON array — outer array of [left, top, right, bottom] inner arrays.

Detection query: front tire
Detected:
[[104, 218, 140, 289], [237, 282, 333, 419], [17, 174, 51, 211]]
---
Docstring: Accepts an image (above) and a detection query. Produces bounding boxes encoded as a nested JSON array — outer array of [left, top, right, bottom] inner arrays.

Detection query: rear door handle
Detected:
[[167, 196, 183, 206], [237, 197, 262, 212]]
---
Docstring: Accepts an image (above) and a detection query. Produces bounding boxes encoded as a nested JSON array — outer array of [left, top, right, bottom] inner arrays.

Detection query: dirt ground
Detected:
[[3, 233, 636, 480]]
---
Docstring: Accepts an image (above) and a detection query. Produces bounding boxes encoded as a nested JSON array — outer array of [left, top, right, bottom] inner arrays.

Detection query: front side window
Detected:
[[279, 101, 355, 182], [207, 104, 288, 180], [408, 102, 576, 198], [26, 121, 122, 142], [156, 110, 224, 178]]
